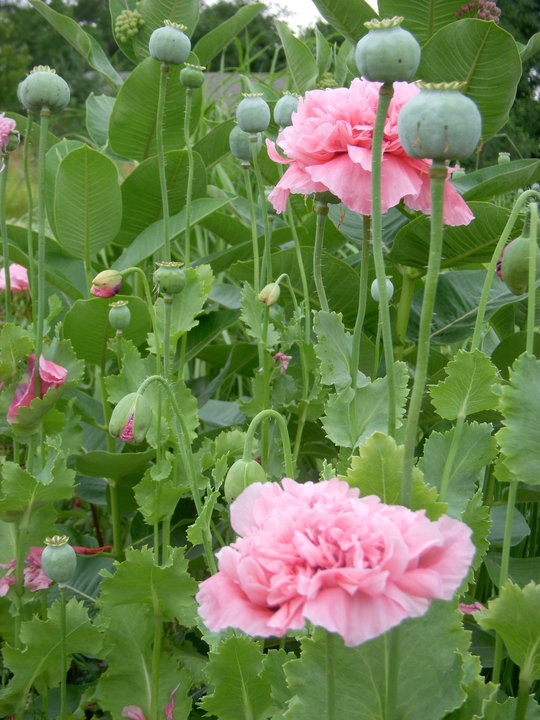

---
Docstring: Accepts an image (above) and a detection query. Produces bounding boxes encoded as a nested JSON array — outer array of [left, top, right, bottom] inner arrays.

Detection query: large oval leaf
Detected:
[[311, 0, 378, 44], [418, 19, 522, 139], [193, 3, 264, 67], [451, 159, 540, 202], [379, 0, 464, 44], [274, 20, 318, 93], [54, 146, 122, 260]]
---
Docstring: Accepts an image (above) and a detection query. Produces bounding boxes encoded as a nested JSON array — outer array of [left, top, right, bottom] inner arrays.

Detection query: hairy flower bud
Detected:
[[109, 392, 152, 444], [355, 17, 421, 83], [180, 63, 205, 89], [18, 66, 70, 114], [224, 458, 267, 503], [91, 269, 123, 298], [258, 282, 281, 306], [149, 21, 191, 65], [236, 94, 271, 134], [497, 226, 540, 296]]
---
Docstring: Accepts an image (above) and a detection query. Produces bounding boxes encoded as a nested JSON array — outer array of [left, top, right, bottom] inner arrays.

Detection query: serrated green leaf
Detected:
[[186, 490, 219, 546], [322, 362, 409, 449], [461, 489, 491, 578], [134, 458, 185, 525], [200, 635, 273, 720], [478, 581, 540, 681], [497, 354, 540, 485], [429, 350, 500, 420], [0, 324, 33, 381], [284, 602, 469, 720], [274, 21, 318, 93], [100, 546, 197, 624], [239, 283, 280, 349], [341, 432, 446, 519], [313, 311, 368, 392]]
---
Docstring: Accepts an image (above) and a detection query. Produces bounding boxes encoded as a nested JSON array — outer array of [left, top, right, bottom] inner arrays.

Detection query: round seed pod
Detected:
[[273, 94, 299, 128], [229, 125, 262, 164], [154, 261, 185, 296], [397, 81, 482, 161], [180, 63, 205, 89], [108, 300, 131, 333], [236, 94, 271, 134], [355, 16, 421, 83], [42, 536, 77, 583], [149, 21, 191, 65], [18, 66, 70, 114], [499, 232, 540, 296]]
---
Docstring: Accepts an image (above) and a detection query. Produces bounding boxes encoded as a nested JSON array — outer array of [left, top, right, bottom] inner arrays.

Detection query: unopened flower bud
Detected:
[[109, 392, 152, 444], [91, 269, 123, 298], [154, 261, 185, 296], [236, 94, 271, 134], [180, 63, 205, 89], [109, 300, 131, 333], [18, 66, 70, 114], [258, 282, 280, 306], [224, 458, 267, 503], [497, 220, 540, 295], [149, 21, 191, 65]]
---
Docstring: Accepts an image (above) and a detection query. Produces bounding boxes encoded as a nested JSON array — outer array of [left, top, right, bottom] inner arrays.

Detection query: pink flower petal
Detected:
[[0, 264, 29, 292], [7, 354, 68, 423]]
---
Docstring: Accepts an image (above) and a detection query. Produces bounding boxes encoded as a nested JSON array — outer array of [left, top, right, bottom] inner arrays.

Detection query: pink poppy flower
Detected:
[[0, 113, 16, 153], [266, 78, 474, 226], [0, 264, 29, 292], [273, 352, 293, 376], [0, 547, 54, 596], [7, 354, 68, 423], [196, 478, 475, 647]]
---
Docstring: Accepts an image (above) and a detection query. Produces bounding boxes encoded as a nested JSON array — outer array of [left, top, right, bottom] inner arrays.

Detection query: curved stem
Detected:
[[313, 202, 330, 312], [526, 202, 538, 356], [401, 162, 447, 507], [243, 408, 294, 478], [1, 153, 12, 321], [371, 84, 396, 435], [351, 216, 371, 388], [156, 65, 171, 261]]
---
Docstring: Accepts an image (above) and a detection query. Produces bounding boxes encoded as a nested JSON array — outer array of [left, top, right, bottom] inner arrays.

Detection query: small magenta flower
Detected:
[[109, 392, 152, 444], [91, 269, 123, 298], [272, 352, 292, 376]]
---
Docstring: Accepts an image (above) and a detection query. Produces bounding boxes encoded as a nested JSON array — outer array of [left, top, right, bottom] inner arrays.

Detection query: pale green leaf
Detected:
[[274, 21, 318, 93], [451, 160, 540, 202], [313, 310, 368, 392], [85, 93, 115, 150], [379, 0, 466, 44], [193, 3, 265, 67], [0, 324, 33, 382], [311, 0, 377, 44]]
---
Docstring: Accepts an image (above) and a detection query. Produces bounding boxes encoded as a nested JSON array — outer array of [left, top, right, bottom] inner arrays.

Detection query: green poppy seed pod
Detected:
[[108, 300, 131, 333], [236, 94, 271, 134], [229, 125, 262, 165], [149, 21, 191, 65], [109, 392, 152, 444], [397, 81, 482, 161], [42, 535, 77, 584], [498, 229, 540, 296], [224, 458, 267, 503], [370, 277, 394, 303], [274, 93, 299, 128], [18, 66, 70, 114], [154, 261, 185, 296], [355, 17, 421, 83], [180, 63, 205, 89]]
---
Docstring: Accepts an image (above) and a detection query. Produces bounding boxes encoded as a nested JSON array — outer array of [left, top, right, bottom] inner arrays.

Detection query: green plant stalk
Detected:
[[163, 298, 173, 380], [183, 88, 195, 266], [59, 585, 68, 720], [23, 113, 37, 323], [286, 201, 311, 344], [371, 84, 396, 435], [515, 674, 531, 720], [492, 479, 518, 684], [401, 162, 447, 507], [242, 408, 294, 478], [313, 202, 330, 312], [1, 153, 12, 321], [244, 166, 261, 293], [156, 65, 171, 262], [351, 217, 371, 389], [250, 136, 273, 285], [34, 108, 50, 396], [526, 202, 538, 356], [471, 189, 540, 351], [98, 360, 122, 558], [150, 610, 163, 720], [395, 268, 417, 358], [326, 632, 336, 720]]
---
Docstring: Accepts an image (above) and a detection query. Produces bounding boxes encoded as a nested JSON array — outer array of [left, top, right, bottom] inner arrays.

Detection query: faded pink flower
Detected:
[[7, 354, 68, 423], [0, 264, 29, 292], [122, 708, 146, 720], [273, 352, 292, 376], [266, 78, 474, 226], [0, 547, 53, 596], [0, 113, 16, 152], [459, 601, 486, 614], [196, 478, 475, 647]]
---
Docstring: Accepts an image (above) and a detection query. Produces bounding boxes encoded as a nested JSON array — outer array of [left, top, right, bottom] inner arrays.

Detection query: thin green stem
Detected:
[[514, 675, 531, 720], [23, 113, 37, 323], [325, 632, 336, 720], [242, 408, 294, 478], [156, 65, 171, 261], [244, 166, 261, 293], [471, 189, 540, 351], [250, 136, 273, 285], [371, 84, 396, 435], [59, 585, 68, 720], [150, 610, 163, 720], [395, 268, 418, 358], [183, 88, 194, 266], [34, 108, 50, 395], [1, 153, 12, 321], [286, 201, 311, 344], [385, 629, 400, 720], [108, 479, 123, 559], [313, 202, 330, 312], [401, 163, 447, 507], [351, 217, 371, 389], [526, 202, 538, 356]]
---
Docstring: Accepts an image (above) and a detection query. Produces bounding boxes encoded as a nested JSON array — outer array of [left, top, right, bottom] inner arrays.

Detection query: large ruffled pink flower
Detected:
[[196, 478, 474, 647], [266, 79, 473, 226], [0, 263, 29, 292], [7, 354, 68, 423]]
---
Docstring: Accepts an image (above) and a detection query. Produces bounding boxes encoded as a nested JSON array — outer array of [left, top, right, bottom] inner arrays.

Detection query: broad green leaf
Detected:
[[85, 93, 116, 150], [451, 160, 540, 202], [54, 146, 122, 260], [26, 0, 122, 88], [520, 31, 540, 63], [45, 138, 84, 240], [274, 21, 318, 93], [489, 505, 531, 548], [100, 546, 197, 624], [443, 653, 499, 720], [315, 26, 332, 75], [134, 460, 184, 525], [0, 454, 74, 518], [0, 599, 102, 715], [116, 149, 206, 247], [63, 296, 152, 365], [477, 581, 540, 682], [418, 19, 522, 139], [389, 203, 513, 269], [284, 602, 469, 720], [429, 349, 501, 420], [322, 362, 409, 449], [108, 59, 198, 161], [313, 311, 369, 392], [342, 432, 446, 519], [492, 332, 540, 380], [311, 0, 377, 44], [200, 635, 273, 720], [194, 119, 236, 168], [114, 197, 232, 269], [419, 422, 497, 515], [379, 0, 466, 44], [497, 354, 540, 485], [484, 553, 540, 590], [74, 448, 155, 482], [193, 3, 265, 67]]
